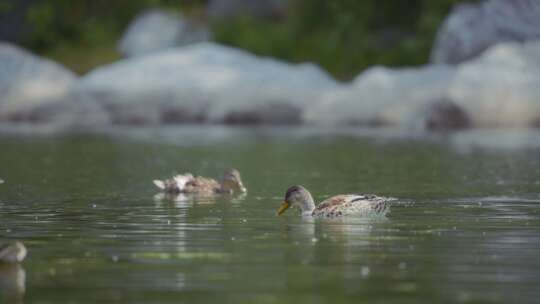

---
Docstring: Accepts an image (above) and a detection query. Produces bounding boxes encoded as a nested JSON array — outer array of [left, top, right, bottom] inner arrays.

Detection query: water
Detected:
[[1, 127, 540, 303]]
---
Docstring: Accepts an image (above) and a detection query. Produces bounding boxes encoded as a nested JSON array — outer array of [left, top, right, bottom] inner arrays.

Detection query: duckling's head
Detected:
[[221, 169, 247, 193], [277, 185, 315, 215]]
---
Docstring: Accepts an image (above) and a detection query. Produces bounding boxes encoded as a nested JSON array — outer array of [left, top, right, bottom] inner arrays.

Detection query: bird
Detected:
[[277, 185, 394, 218], [0, 242, 27, 263], [153, 168, 247, 195]]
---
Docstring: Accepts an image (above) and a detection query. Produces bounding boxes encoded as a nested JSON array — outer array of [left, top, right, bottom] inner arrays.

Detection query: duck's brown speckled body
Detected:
[[310, 194, 390, 217], [278, 185, 393, 218], [183, 176, 222, 194], [154, 169, 246, 196]]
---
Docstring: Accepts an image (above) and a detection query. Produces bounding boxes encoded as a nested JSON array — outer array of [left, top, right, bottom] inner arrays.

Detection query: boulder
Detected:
[[448, 40, 540, 127], [118, 9, 210, 58], [74, 42, 338, 125], [303, 64, 457, 129], [306, 39, 540, 130], [432, 0, 540, 64], [0, 42, 77, 122]]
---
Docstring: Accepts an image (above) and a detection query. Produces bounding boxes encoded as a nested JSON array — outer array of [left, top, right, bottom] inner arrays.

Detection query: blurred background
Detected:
[[1, 0, 459, 77], [1, 0, 540, 130]]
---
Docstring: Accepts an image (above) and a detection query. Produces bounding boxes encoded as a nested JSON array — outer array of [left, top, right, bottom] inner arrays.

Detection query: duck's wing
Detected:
[[183, 176, 221, 194], [313, 194, 394, 217]]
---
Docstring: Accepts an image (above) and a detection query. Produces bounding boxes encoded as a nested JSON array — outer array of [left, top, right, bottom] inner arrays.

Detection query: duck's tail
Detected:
[[371, 200, 390, 215], [153, 179, 166, 190], [371, 196, 397, 216]]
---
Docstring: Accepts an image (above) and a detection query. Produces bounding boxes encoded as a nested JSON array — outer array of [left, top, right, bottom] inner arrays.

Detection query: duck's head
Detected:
[[221, 169, 247, 193], [277, 185, 315, 215], [0, 241, 27, 263]]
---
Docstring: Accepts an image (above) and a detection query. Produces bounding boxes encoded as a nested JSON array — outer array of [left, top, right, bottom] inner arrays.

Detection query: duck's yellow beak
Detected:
[[277, 201, 290, 215]]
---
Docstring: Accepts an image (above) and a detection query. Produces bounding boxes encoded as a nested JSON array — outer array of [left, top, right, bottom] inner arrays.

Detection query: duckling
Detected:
[[154, 168, 246, 195], [0, 242, 27, 263], [277, 185, 394, 218]]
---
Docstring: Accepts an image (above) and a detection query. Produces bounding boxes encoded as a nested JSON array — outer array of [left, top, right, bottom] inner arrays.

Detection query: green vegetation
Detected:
[[213, 1, 465, 79], [3, 0, 465, 78], [6, 0, 206, 74]]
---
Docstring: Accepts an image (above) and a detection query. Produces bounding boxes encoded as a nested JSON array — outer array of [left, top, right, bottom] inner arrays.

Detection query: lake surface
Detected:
[[1, 126, 540, 303]]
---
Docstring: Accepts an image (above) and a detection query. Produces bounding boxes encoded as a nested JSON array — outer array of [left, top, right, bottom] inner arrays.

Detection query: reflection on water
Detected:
[[153, 192, 247, 206], [0, 127, 540, 303], [0, 263, 25, 304]]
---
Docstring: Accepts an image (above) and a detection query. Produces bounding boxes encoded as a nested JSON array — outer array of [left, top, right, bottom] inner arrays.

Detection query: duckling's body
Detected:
[[154, 169, 246, 196], [278, 186, 393, 218], [0, 242, 27, 263], [184, 176, 221, 193]]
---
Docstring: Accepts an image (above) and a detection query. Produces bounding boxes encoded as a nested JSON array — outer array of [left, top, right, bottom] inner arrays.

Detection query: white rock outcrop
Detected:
[[0, 42, 77, 121], [448, 40, 540, 127], [118, 9, 210, 58], [4, 35, 539, 131], [307, 40, 540, 129], [431, 0, 540, 64], [75, 42, 338, 124], [304, 64, 458, 129]]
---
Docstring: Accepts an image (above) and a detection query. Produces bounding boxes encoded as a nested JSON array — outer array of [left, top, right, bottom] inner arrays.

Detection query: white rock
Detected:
[[448, 40, 540, 127], [75, 42, 338, 124], [432, 0, 540, 64], [118, 9, 210, 58], [0, 42, 76, 120], [304, 64, 456, 129], [307, 40, 540, 129]]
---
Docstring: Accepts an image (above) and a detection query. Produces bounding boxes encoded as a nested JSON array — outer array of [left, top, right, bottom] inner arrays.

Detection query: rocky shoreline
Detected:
[[2, 0, 540, 132]]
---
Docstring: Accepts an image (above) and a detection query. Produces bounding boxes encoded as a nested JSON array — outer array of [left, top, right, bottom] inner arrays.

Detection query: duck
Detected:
[[0, 242, 27, 263], [153, 168, 247, 195], [277, 185, 394, 218]]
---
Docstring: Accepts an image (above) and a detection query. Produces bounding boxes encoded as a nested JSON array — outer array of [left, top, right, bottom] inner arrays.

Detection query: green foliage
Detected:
[[213, 0, 466, 79], [0, 1, 12, 14], [15, 0, 206, 73], [6, 0, 466, 77]]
